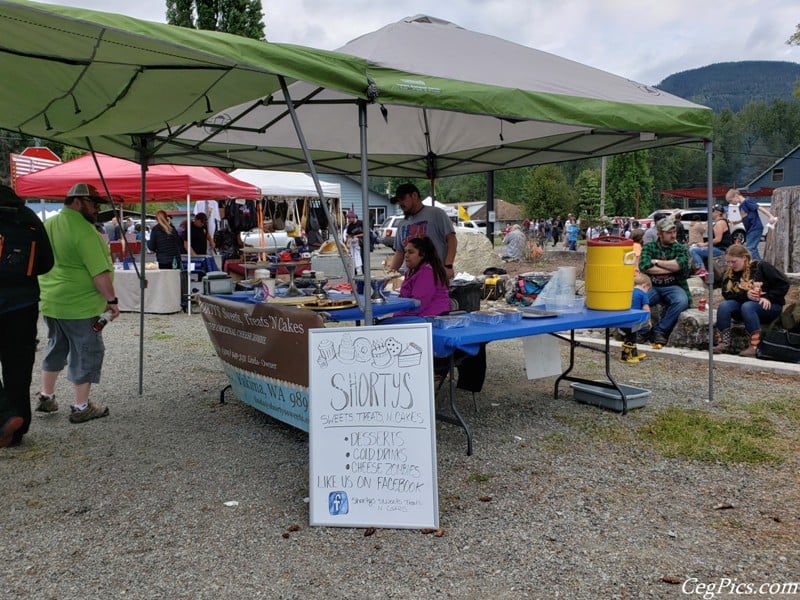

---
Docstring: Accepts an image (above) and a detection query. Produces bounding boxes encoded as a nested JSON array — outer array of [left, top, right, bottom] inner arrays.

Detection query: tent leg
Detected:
[[277, 76, 364, 317], [133, 134, 154, 396]]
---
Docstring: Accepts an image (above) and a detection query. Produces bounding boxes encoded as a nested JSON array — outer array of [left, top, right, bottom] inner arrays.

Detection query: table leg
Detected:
[[434, 355, 473, 455], [553, 330, 577, 399], [552, 328, 630, 414]]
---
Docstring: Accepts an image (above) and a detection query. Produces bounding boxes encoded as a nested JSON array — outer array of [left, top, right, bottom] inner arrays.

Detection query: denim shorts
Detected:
[[42, 316, 105, 385]]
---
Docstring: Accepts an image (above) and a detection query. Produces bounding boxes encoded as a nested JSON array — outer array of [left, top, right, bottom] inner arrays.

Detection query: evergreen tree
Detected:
[[523, 165, 574, 219], [574, 169, 601, 218], [606, 151, 654, 217], [166, 0, 266, 40]]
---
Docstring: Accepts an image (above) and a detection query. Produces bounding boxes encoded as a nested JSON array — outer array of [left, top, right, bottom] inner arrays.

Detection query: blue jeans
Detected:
[[689, 245, 724, 270], [715, 299, 782, 334], [745, 226, 763, 260], [648, 285, 689, 335], [567, 239, 577, 251]]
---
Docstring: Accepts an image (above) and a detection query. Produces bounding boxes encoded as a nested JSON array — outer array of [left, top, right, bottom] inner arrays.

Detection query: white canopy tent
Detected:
[[230, 169, 341, 199], [422, 196, 457, 217]]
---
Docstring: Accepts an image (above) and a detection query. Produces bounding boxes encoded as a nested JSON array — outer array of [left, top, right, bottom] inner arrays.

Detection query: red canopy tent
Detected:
[[15, 153, 260, 201], [16, 153, 262, 319]]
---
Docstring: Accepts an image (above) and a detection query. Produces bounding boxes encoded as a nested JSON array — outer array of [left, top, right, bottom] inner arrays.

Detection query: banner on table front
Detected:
[[198, 295, 324, 431]]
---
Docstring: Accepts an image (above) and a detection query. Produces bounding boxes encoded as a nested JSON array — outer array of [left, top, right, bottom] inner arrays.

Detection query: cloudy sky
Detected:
[[32, 0, 800, 85]]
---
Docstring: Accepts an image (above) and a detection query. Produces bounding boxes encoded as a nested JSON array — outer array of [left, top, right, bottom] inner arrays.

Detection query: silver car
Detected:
[[240, 228, 293, 253]]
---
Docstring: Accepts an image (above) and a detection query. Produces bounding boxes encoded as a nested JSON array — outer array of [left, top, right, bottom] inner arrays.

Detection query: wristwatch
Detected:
[[106, 297, 119, 305], [444, 263, 454, 269]]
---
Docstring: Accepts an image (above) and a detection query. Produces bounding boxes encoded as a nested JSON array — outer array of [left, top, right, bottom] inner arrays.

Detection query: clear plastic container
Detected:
[[470, 310, 504, 326], [494, 308, 523, 322], [430, 315, 470, 329]]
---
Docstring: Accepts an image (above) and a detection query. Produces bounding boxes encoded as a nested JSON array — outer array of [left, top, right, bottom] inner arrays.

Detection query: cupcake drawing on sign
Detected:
[[316, 339, 336, 368], [338, 333, 356, 364]]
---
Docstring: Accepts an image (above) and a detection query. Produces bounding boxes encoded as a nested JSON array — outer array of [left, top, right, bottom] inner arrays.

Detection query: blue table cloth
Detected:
[[182, 254, 218, 274], [431, 308, 649, 357], [213, 290, 419, 322]]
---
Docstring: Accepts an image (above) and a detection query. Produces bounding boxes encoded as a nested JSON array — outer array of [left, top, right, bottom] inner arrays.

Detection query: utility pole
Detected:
[[600, 156, 607, 217]]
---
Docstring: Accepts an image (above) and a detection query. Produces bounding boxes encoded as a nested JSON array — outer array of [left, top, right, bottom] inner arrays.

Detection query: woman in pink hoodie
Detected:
[[396, 236, 451, 317]]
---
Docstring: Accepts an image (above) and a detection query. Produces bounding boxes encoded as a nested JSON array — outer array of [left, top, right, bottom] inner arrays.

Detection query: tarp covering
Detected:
[[15, 154, 261, 202], [230, 169, 341, 199]]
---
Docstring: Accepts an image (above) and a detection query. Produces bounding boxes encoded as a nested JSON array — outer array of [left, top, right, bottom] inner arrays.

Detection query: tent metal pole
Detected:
[[276, 76, 363, 316], [133, 134, 154, 396], [358, 100, 372, 324], [486, 171, 495, 243], [186, 193, 192, 315], [705, 140, 714, 404]]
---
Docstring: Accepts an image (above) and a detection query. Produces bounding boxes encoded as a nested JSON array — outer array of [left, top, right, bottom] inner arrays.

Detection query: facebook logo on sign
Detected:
[[328, 491, 349, 515]]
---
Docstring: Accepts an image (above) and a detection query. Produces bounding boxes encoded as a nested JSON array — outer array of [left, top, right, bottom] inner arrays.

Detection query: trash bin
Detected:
[[449, 281, 482, 312]]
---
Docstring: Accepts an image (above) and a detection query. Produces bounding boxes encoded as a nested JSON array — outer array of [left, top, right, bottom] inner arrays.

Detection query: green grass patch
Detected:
[[637, 407, 780, 464], [554, 413, 637, 445], [742, 397, 800, 425], [465, 472, 494, 484]]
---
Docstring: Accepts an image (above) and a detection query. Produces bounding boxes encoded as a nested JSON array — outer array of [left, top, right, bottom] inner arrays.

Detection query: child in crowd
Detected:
[[621, 273, 652, 363], [394, 236, 451, 317]]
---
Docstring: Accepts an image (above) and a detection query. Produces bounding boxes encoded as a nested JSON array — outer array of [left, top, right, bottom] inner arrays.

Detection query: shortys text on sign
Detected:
[[308, 323, 439, 529]]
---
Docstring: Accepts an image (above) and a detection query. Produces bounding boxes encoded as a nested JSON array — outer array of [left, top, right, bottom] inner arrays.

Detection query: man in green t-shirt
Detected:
[[37, 183, 119, 423]]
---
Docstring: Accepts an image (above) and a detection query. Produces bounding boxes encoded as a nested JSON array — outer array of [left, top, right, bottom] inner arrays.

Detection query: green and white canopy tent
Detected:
[[0, 0, 371, 393], [0, 5, 719, 399], [150, 15, 713, 177]]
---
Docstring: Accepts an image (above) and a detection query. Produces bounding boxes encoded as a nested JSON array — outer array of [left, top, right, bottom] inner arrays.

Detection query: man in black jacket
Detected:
[[0, 185, 54, 447]]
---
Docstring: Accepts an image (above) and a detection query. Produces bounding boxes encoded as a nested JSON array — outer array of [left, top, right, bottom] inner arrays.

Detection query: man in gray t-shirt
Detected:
[[388, 183, 457, 278]]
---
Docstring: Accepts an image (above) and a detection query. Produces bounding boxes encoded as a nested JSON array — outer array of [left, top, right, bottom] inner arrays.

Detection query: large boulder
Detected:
[[453, 231, 503, 275]]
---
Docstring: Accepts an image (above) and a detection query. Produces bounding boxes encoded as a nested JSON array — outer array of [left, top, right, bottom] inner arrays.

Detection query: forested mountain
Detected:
[[657, 61, 800, 112]]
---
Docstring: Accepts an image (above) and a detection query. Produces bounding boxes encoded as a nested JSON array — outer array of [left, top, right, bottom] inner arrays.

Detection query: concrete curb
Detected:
[[573, 334, 800, 376]]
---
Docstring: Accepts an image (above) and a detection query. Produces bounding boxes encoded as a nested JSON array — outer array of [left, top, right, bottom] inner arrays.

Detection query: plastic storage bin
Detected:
[[570, 382, 651, 412], [449, 281, 482, 312]]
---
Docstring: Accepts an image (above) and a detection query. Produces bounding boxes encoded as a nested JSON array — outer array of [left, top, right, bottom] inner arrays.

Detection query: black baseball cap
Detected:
[[390, 182, 420, 204]]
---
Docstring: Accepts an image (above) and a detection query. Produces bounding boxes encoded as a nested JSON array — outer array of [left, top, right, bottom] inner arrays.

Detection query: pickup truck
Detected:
[[454, 220, 487, 234]]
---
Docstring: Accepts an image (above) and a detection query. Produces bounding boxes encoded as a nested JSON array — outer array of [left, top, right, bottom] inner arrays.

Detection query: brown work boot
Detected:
[[739, 331, 761, 358], [713, 329, 731, 354]]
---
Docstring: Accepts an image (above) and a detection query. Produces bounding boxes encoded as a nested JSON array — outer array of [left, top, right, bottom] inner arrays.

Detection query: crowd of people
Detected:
[[631, 201, 787, 360], [496, 188, 790, 363], [1, 179, 794, 448]]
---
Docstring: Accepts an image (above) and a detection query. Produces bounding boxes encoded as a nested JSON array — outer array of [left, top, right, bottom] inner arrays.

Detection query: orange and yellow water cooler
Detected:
[[585, 236, 636, 310]]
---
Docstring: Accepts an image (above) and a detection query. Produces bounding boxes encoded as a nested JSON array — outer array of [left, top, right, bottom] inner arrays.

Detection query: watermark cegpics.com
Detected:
[[683, 577, 799, 599]]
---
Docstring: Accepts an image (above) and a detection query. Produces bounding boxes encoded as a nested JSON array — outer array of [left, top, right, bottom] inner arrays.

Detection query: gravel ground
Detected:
[[2, 252, 799, 599]]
